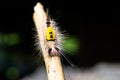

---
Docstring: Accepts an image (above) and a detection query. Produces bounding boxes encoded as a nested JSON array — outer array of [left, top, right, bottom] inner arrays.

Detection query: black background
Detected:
[[0, 0, 120, 79]]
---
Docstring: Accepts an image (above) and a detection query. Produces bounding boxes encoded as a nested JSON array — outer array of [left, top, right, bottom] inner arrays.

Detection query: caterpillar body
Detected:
[[45, 16, 74, 66], [45, 17, 59, 56]]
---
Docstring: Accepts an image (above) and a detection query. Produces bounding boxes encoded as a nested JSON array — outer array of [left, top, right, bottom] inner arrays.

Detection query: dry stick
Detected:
[[33, 2, 65, 80]]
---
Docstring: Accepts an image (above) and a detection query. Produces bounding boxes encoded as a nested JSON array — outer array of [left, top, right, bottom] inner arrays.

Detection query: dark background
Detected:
[[0, 0, 120, 79]]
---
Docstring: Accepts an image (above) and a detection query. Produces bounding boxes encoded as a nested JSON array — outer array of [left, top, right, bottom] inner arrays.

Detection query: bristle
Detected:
[[50, 19, 65, 50]]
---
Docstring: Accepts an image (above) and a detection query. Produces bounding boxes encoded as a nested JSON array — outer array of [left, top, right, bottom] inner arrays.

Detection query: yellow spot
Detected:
[[46, 26, 56, 41]]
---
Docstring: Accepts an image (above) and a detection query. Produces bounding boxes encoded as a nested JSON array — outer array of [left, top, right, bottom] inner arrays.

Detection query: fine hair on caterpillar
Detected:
[[45, 9, 74, 67]]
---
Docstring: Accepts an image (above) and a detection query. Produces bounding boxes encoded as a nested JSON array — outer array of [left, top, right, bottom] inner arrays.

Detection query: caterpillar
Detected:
[[45, 16, 59, 56], [45, 12, 74, 66]]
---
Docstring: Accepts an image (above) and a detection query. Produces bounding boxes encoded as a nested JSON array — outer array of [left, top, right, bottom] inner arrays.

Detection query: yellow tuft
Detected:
[[46, 26, 56, 41]]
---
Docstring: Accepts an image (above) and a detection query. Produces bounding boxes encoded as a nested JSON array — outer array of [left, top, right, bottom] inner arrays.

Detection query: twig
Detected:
[[33, 2, 65, 80]]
